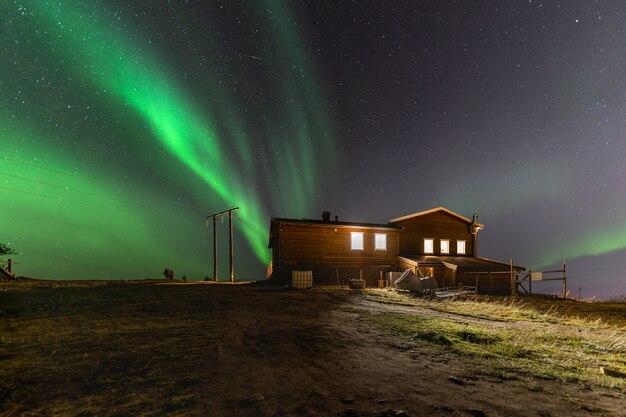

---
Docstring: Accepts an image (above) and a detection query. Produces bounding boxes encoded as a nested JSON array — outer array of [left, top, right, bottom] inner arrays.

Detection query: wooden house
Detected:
[[268, 207, 523, 293]]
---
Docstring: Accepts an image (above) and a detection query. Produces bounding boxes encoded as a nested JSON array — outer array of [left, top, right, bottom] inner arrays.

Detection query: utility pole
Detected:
[[206, 207, 239, 283], [229, 210, 234, 283], [212, 217, 218, 281]]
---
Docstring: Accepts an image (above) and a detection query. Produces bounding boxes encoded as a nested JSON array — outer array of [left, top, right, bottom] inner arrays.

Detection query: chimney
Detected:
[[471, 213, 484, 256], [322, 211, 331, 222]]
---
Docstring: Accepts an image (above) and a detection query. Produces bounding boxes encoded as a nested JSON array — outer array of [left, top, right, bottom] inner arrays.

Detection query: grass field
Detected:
[[1, 281, 625, 416], [361, 290, 626, 390]]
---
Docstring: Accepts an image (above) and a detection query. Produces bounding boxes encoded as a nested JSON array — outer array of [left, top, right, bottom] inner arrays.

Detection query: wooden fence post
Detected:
[[510, 259, 515, 295], [562, 259, 567, 299]]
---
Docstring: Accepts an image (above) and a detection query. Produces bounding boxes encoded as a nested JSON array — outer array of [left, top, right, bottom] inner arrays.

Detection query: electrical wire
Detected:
[[0, 184, 207, 230], [2, 156, 219, 214]]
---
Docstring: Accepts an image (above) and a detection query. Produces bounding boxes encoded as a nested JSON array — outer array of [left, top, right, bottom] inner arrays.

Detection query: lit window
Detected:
[[457, 240, 466, 255], [424, 238, 434, 254], [351, 232, 364, 250], [375, 233, 387, 250], [440, 239, 450, 254]]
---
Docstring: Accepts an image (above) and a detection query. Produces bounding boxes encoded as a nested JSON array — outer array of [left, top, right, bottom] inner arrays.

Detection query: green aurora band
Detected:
[[1, 1, 335, 279]]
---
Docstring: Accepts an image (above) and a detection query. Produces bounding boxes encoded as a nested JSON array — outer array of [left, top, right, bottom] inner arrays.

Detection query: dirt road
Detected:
[[0, 283, 624, 416]]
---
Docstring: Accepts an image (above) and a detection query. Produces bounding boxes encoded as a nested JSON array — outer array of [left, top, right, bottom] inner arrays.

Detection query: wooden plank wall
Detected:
[[461, 271, 511, 295], [278, 222, 400, 268], [392, 211, 474, 256]]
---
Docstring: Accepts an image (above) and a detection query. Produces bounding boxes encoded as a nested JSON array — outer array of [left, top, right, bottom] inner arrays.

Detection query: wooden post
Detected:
[[529, 271, 532, 295], [7, 258, 12, 274], [213, 219, 218, 281], [562, 258, 567, 299], [489, 271, 493, 291], [336, 268, 339, 288], [510, 259, 515, 296], [229, 210, 234, 283], [206, 207, 239, 283]]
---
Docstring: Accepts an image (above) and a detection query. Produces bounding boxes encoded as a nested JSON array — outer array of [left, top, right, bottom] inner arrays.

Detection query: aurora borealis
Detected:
[[2, 0, 336, 280], [2, 1, 626, 296]]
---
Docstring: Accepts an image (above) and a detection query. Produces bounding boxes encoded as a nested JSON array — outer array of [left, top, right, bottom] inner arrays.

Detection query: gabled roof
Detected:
[[390, 206, 479, 225]]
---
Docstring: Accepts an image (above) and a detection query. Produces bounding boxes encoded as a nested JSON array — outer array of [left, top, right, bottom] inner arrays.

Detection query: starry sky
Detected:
[[2, 1, 625, 298]]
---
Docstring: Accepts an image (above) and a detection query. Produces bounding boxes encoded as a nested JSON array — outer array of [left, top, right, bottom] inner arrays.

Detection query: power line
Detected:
[[0, 171, 115, 201], [2, 156, 83, 178], [0, 184, 128, 212], [0, 185, 207, 230], [1, 157, 218, 214]]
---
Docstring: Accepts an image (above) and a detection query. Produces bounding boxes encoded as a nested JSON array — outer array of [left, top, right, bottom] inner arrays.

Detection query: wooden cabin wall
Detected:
[[392, 211, 474, 256], [276, 222, 399, 271], [459, 271, 512, 295], [441, 267, 456, 288]]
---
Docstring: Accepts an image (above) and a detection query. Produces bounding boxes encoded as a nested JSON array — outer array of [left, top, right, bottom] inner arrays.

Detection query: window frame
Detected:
[[440, 239, 450, 254], [456, 240, 466, 255], [424, 238, 434, 254], [374, 233, 387, 251], [350, 232, 364, 251]]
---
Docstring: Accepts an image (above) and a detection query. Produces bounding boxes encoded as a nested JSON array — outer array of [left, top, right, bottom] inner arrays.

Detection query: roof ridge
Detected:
[[390, 207, 474, 224]]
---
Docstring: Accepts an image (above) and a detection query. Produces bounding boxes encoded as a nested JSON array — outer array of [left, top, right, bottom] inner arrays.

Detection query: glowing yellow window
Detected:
[[440, 239, 450, 254], [457, 240, 466, 255], [351, 232, 364, 250], [375, 233, 387, 251], [424, 238, 434, 254]]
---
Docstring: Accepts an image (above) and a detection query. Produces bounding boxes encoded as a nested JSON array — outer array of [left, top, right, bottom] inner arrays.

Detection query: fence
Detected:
[[284, 265, 395, 288], [514, 260, 567, 299], [0, 258, 18, 273], [0, 258, 19, 281]]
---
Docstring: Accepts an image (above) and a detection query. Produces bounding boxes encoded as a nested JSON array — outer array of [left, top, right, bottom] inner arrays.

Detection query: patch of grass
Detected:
[[364, 289, 626, 329], [362, 290, 417, 307], [414, 330, 453, 345], [361, 305, 626, 390], [455, 328, 500, 345]]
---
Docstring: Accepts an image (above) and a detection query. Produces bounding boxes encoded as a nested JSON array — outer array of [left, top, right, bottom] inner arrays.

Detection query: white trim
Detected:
[[390, 206, 476, 224]]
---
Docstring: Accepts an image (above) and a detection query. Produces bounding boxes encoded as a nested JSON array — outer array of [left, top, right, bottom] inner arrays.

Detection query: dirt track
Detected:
[[0, 283, 624, 416]]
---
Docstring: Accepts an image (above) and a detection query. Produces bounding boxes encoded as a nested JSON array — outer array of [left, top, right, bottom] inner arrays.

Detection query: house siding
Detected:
[[272, 221, 400, 283], [391, 211, 474, 256]]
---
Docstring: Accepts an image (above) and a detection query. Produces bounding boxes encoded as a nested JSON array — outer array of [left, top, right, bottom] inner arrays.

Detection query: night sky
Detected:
[[2, 1, 625, 298]]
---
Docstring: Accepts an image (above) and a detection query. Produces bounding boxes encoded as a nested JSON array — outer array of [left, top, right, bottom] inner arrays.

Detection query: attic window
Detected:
[[457, 240, 466, 255], [351, 232, 364, 250], [440, 239, 450, 254], [424, 238, 434, 254], [375, 233, 387, 251]]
